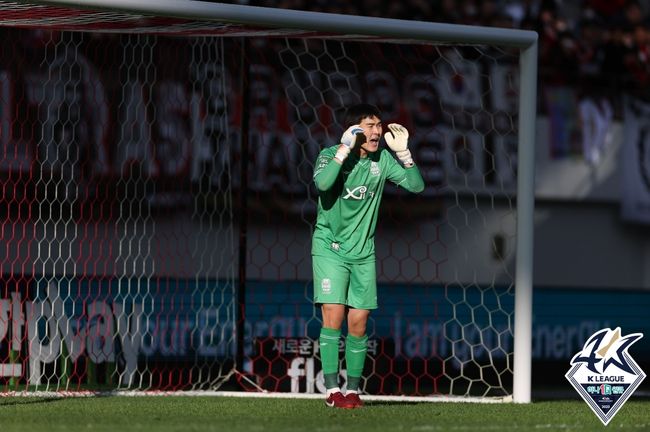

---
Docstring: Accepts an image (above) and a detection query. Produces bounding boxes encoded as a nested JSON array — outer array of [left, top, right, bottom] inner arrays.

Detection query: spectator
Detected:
[[585, 0, 627, 18], [624, 24, 650, 90], [576, 19, 606, 79]]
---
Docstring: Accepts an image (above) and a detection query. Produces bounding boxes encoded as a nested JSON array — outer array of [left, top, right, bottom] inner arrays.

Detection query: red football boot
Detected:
[[345, 392, 364, 408], [325, 391, 355, 409]]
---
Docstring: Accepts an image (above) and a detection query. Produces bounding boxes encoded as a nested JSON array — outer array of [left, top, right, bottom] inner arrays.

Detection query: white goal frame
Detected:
[[18, 0, 538, 403]]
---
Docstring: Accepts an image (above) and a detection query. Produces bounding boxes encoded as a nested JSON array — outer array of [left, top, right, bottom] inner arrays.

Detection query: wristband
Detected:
[[334, 145, 350, 163], [396, 149, 413, 167]]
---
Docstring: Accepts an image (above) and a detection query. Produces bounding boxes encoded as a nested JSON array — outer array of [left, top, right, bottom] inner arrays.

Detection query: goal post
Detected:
[[513, 41, 538, 404], [0, 0, 537, 402]]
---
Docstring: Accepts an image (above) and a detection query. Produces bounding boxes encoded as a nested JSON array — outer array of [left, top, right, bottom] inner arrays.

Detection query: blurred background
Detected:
[[0, 0, 649, 399]]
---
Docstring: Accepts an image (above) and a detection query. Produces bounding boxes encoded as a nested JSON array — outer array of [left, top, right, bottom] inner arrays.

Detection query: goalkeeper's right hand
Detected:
[[335, 124, 365, 163]]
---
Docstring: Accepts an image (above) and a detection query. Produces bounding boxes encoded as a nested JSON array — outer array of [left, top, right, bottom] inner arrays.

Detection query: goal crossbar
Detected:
[[6, 0, 537, 47]]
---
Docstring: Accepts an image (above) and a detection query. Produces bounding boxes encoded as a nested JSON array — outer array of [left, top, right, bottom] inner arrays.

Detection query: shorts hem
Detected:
[[314, 300, 377, 310], [314, 299, 347, 307], [347, 304, 378, 310]]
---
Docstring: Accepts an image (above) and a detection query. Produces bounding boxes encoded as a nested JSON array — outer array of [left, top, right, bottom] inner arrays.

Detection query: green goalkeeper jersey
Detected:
[[312, 145, 425, 263]]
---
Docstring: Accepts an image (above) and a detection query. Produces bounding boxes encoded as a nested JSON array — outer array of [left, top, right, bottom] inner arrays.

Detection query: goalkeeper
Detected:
[[312, 103, 424, 408]]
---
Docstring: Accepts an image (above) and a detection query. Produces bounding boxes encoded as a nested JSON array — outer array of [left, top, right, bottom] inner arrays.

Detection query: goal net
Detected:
[[0, 0, 537, 400]]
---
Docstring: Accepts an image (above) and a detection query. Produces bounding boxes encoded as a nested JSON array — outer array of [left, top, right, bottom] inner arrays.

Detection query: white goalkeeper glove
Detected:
[[384, 123, 414, 167], [335, 124, 365, 163]]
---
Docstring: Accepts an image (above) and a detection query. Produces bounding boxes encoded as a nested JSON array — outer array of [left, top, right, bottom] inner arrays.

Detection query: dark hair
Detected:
[[343, 103, 381, 127]]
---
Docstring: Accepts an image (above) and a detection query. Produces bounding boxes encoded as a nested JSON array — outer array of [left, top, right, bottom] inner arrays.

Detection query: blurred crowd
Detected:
[[225, 0, 650, 98]]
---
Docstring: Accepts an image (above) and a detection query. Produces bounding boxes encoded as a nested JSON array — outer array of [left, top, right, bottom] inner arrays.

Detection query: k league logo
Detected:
[[566, 327, 646, 425]]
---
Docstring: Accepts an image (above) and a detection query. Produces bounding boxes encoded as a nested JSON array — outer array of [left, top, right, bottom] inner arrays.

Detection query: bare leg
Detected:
[[321, 303, 347, 330], [347, 308, 370, 336]]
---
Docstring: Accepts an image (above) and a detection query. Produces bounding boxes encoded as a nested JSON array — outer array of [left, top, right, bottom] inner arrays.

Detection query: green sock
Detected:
[[319, 327, 341, 389], [345, 334, 368, 392]]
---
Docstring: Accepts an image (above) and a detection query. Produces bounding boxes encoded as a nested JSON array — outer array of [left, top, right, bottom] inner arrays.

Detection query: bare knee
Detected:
[[347, 309, 370, 337], [321, 304, 346, 330]]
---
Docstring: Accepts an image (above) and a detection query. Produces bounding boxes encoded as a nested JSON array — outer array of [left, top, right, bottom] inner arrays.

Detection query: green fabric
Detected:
[[312, 146, 424, 263], [319, 327, 341, 378], [313, 152, 343, 192], [312, 255, 378, 309], [346, 376, 361, 393], [324, 373, 339, 390], [403, 164, 425, 193], [345, 334, 368, 391]]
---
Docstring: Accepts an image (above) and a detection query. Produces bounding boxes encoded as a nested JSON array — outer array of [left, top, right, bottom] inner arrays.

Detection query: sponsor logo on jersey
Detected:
[[343, 185, 368, 200], [370, 161, 380, 176], [566, 327, 646, 425]]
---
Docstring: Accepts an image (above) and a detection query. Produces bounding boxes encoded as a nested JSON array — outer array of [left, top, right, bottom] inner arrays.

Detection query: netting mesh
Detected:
[[1, 29, 237, 391], [0, 4, 520, 398], [241, 38, 518, 397]]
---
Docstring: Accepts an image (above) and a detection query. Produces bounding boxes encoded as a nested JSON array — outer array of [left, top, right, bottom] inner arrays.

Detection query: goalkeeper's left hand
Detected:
[[384, 123, 414, 167]]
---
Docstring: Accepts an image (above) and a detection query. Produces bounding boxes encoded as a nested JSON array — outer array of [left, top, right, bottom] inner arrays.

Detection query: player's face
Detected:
[[358, 116, 382, 155]]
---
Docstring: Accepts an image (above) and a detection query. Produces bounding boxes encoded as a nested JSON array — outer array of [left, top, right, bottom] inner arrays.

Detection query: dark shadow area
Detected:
[[0, 397, 67, 407]]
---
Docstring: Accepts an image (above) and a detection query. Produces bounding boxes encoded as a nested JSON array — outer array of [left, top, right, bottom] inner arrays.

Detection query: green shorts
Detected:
[[312, 254, 377, 310]]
